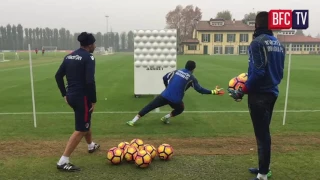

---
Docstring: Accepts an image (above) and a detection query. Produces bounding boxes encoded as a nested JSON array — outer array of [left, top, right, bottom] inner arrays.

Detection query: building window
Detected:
[[279, 31, 295, 35], [239, 45, 248, 54], [214, 46, 222, 54], [317, 45, 320, 51], [227, 34, 236, 42], [210, 21, 224, 26], [202, 34, 210, 42], [304, 44, 316, 51], [247, 21, 255, 26], [240, 34, 249, 42], [285, 44, 290, 52], [291, 44, 302, 51], [187, 45, 197, 50], [214, 34, 223, 42], [225, 46, 234, 54]]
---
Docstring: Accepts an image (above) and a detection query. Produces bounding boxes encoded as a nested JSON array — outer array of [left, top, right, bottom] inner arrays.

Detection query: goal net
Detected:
[[41, 46, 57, 57], [94, 47, 109, 55], [0, 53, 11, 62], [107, 47, 114, 54]]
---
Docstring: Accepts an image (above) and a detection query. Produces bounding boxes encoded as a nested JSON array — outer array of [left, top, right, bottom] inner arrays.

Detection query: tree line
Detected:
[[0, 24, 134, 51], [1, 6, 318, 51]]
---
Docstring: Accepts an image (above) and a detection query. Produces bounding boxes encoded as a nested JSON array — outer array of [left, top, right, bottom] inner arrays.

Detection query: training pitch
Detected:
[[0, 52, 319, 179]]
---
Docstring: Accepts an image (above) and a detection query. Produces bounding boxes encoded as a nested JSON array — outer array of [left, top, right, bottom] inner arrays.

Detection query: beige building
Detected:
[[181, 18, 320, 55]]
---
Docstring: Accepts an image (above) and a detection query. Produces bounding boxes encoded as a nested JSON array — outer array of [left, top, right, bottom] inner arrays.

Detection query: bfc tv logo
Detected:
[[268, 10, 309, 29]]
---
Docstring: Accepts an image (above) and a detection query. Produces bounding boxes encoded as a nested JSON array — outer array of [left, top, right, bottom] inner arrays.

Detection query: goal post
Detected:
[[41, 46, 58, 57], [107, 47, 114, 54], [0, 53, 10, 62], [94, 47, 109, 55], [15, 51, 20, 60]]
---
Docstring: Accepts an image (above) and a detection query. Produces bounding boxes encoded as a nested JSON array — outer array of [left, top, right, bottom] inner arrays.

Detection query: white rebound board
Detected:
[[133, 29, 177, 96]]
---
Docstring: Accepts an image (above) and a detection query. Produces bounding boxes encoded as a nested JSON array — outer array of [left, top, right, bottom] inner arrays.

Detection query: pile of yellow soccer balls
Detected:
[[106, 138, 174, 168]]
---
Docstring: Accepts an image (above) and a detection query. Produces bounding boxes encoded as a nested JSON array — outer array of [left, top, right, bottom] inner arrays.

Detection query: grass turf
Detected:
[[0, 52, 319, 179]]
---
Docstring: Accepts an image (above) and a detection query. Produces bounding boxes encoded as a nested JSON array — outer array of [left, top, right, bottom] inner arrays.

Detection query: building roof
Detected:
[[195, 18, 282, 32], [180, 38, 199, 44], [277, 35, 320, 43], [195, 19, 255, 31]]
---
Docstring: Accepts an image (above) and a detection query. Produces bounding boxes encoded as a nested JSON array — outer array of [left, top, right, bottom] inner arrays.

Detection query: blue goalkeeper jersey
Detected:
[[161, 68, 212, 103], [245, 33, 285, 96]]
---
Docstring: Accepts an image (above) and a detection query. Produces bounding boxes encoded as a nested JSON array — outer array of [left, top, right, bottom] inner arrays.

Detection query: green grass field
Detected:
[[0, 52, 319, 180]]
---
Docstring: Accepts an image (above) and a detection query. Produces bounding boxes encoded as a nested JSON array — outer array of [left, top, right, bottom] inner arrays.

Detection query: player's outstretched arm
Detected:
[[85, 55, 97, 103], [192, 78, 224, 95], [245, 40, 266, 92], [55, 60, 67, 97]]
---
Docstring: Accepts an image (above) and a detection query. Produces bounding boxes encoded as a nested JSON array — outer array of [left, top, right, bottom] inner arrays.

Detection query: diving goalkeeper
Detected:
[[126, 60, 224, 126]]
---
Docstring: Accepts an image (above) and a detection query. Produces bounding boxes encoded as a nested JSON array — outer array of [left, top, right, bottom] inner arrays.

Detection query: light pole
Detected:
[[105, 15, 109, 48]]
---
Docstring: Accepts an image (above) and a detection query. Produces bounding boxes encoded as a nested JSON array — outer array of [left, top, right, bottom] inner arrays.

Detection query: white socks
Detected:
[[164, 114, 171, 118], [57, 156, 69, 165], [132, 115, 140, 123], [57, 142, 96, 165], [257, 173, 268, 180], [88, 142, 95, 150]]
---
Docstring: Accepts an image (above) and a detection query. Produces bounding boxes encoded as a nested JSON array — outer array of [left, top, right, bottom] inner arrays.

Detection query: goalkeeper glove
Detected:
[[211, 86, 225, 95], [227, 87, 244, 102]]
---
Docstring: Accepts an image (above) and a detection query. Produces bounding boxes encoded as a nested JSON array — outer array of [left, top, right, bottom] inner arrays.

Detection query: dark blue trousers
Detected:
[[248, 92, 277, 174], [138, 95, 184, 117]]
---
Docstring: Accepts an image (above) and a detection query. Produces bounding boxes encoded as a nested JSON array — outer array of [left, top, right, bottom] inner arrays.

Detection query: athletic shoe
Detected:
[[249, 168, 272, 178], [251, 177, 268, 180], [160, 116, 170, 124], [126, 121, 134, 126], [57, 163, 80, 172], [88, 143, 100, 153]]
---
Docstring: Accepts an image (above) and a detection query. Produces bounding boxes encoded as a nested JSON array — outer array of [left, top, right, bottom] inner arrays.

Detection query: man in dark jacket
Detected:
[[228, 11, 285, 180], [55, 32, 100, 172]]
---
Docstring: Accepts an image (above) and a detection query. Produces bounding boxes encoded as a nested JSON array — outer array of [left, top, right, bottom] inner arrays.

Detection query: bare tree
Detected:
[[165, 5, 202, 43], [242, 12, 257, 23], [182, 5, 202, 39], [316, 33, 320, 38], [215, 10, 232, 20]]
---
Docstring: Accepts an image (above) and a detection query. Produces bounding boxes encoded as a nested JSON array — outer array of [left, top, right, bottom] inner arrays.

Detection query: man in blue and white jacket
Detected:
[[228, 11, 285, 180], [127, 60, 224, 126]]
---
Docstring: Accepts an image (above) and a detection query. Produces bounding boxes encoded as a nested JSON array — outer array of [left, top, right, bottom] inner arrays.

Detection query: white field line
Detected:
[[0, 110, 319, 115]]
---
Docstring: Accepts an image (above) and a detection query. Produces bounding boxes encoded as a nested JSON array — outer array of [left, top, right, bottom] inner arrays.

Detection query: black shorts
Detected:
[[67, 96, 92, 132]]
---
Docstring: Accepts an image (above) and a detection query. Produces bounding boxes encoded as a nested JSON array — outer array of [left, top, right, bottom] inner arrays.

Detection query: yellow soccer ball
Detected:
[[143, 144, 157, 159], [118, 141, 130, 152], [123, 146, 138, 162], [130, 138, 144, 150], [228, 73, 247, 91], [135, 150, 152, 168], [107, 147, 123, 165], [157, 143, 173, 160], [237, 73, 248, 82]]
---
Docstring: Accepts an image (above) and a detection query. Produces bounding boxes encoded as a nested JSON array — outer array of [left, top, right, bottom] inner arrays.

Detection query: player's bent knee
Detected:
[[74, 130, 88, 135]]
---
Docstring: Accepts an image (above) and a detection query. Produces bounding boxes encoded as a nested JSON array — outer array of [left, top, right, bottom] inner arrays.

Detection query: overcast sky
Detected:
[[1, 0, 318, 36]]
